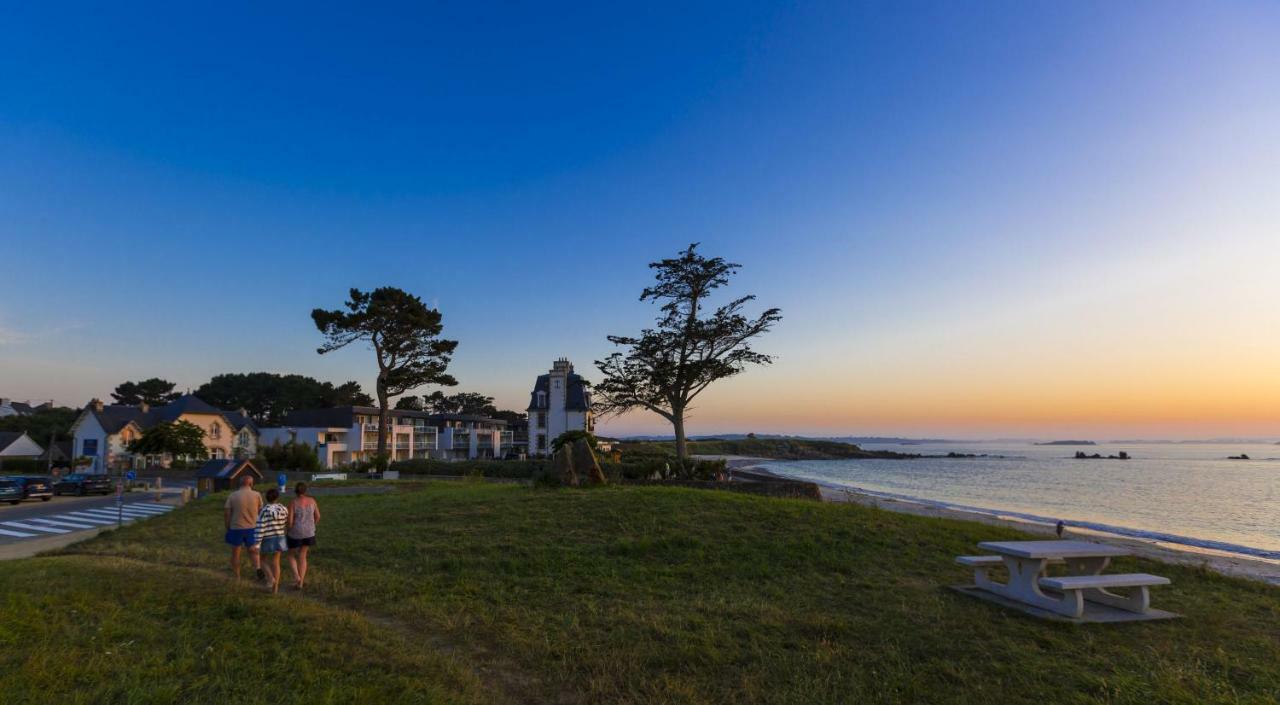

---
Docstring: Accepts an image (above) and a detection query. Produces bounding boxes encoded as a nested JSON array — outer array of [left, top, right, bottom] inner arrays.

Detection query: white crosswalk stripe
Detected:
[[0, 502, 179, 543], [64, 512, 123, 525], [28, 518, 99, 530], [2, 521, 69, 534]]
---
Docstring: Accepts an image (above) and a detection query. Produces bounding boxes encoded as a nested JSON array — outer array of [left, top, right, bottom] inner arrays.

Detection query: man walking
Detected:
[[224, 475, 264, 581]]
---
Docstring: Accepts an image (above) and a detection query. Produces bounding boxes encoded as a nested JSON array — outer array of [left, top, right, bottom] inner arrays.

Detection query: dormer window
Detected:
[[537, 391, 546, 407]]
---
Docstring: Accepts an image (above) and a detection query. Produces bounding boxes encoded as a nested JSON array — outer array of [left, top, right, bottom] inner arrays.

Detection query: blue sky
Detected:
[[2, 2, 1278, 438]]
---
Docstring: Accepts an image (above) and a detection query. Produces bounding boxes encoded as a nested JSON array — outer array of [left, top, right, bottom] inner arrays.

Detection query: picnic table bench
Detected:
[[956, 540, 1172, 619]]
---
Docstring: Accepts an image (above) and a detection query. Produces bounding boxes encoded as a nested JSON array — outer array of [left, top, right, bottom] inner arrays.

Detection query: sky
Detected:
[[1, 2, 1278, 440]]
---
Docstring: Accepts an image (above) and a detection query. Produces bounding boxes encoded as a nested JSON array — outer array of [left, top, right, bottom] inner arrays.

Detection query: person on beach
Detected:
[[224, 475, 264, 582], [287, 482, 320, 589], [255, 487, 290, 593]]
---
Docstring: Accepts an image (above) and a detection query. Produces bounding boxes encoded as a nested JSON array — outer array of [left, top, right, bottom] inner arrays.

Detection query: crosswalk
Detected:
[[0, 502, 175, 539]]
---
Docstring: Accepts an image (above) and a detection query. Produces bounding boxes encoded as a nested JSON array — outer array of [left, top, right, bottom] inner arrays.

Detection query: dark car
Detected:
[[0, 479, 21, 505], [53, 473, 113, 496], [4, 476, 53, 502]]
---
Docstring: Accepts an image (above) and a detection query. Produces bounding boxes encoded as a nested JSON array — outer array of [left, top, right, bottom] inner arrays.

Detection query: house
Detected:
[[196, 458, 264, 493], [0, 431, 45, 458], [0, 398, 53, 418], [259, 406, 513, 467], [69, 395, 260, 472], [526, 358, 594, 456]]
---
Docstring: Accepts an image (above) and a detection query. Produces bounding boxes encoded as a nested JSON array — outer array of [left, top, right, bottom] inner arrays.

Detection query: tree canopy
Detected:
[[126, 420, 208, 459], [111, 378, 181, 406], [0, 406, 80, 443], [194, 372, 373, 425], [313, 287, 458, 465], [594, 244, 781, 469]]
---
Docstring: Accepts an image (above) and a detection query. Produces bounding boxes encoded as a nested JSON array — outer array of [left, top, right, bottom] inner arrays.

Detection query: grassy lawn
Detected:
[[4, 483, 1278, 704]]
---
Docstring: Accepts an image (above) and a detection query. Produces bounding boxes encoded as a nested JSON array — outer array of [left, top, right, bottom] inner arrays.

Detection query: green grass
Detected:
[[5, 483, 1280, 704]]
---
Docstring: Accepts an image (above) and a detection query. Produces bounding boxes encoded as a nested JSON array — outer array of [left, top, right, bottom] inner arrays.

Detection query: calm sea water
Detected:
[[758, 442, 1280, 559]]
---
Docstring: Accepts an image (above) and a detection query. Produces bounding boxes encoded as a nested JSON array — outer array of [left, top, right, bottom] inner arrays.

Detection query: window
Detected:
[[536, 412, 546, 428], [209, 422, 222, 439], [238, 430, 250, 446], [537, 434, 547, 451], [82, 439, 99, 456], [536, 391, 546, 407]]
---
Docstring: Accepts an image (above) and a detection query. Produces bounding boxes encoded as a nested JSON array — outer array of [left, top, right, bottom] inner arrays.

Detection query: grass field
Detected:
[[3, 483, 1278, 704]]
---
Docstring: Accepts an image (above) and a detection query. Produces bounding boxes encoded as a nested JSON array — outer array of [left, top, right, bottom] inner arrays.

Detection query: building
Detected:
[[259, 406, 513, 467], [69, 395, 260, 472], [0, 398, 54, 418], [0, 431, 45, 458], [526, 358, 594, 456], [195, 458, 264, 493]]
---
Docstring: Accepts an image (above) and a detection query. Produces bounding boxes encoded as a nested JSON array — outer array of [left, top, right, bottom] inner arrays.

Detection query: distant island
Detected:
[[1074, 451, 1130, 460], [1036, 440, 1096, 446], [619, 438, 920, 461]]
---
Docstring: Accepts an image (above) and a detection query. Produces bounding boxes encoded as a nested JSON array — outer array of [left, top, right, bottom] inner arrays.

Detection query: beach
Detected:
[[714, 456, 1280, 585]]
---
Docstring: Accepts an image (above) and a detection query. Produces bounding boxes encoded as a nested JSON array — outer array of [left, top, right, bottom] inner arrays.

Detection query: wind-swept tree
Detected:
[[594, 244, 781, 472], [423, 391, 498, 416], [312, 288, 458, 467], [112, 378, 181, 406]]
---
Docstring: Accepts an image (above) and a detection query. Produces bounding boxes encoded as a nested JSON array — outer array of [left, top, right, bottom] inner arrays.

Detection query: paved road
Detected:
[[0, 491, 180, 546]]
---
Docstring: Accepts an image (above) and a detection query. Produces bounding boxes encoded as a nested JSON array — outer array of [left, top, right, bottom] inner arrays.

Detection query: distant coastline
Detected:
[[1034, 440, 1096, 446]]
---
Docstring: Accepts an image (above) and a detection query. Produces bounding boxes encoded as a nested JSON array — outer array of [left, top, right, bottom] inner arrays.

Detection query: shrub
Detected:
[[389, 458, 548, 480]]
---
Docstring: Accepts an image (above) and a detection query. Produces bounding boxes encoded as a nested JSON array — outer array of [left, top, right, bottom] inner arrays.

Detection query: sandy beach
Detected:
[[711, 456, 1280, 586]]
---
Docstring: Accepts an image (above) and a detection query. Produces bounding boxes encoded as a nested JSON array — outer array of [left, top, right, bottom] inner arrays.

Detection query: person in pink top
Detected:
[[286, 482, 321, 589]]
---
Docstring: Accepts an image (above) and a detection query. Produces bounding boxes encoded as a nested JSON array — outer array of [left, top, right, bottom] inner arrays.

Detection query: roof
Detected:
[[195, 458, 264, 480], [84, 394, 259, 436], [527, 373, 592, 412], [280, 407, 506, 428], [0, 432, 29, 453]]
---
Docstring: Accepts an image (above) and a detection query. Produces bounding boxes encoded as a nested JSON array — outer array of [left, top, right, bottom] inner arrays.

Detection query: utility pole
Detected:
[[46, 431, 55, 473]]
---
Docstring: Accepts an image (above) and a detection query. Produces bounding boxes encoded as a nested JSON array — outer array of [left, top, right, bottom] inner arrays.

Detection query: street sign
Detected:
[[277, 472, 288, 489], [126, 470, 137, 481]]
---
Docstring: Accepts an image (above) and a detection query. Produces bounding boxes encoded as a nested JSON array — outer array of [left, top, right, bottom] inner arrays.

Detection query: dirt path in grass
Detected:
[[54, 551, 563, 705]]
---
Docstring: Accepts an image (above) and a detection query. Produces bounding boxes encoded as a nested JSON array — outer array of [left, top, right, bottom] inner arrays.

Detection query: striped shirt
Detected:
[[255, 503, 288, 540]]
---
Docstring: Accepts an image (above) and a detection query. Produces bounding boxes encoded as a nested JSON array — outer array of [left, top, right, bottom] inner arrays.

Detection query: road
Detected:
[[0, 488, 185, 547]]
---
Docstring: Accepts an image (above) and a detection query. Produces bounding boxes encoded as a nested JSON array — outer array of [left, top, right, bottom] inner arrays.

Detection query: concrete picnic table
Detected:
[[969, 540, 1168, 618]]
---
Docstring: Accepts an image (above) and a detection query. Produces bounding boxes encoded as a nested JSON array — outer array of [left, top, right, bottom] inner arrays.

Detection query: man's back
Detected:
[[225, 487, 262, 530]]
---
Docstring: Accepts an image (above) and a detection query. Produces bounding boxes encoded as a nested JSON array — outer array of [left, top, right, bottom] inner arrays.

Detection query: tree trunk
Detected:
[[376, 383, 390, 471], [672, 411, 689, 478]]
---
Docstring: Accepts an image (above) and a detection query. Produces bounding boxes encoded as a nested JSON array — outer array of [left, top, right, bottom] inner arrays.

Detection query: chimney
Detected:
[[139, 401, 150, 414], [91, 398, 104, 413], [0, 398, 8, 407], [552, 358, 572, 374]]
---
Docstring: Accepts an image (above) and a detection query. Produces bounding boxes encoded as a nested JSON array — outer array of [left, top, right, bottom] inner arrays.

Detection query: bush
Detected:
[[0, 458, 49, 475], [261, 440, 322, 473], [389, 458, 548, 480]]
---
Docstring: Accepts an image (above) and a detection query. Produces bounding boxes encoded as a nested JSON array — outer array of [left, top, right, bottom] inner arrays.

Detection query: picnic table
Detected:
[[958, 540, 1170, 618]]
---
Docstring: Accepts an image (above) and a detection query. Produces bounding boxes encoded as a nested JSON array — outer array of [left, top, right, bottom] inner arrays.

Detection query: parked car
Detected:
[[53, 473, 113, 496], [0, 479, 21, 505], [3, 476, 53, 502]]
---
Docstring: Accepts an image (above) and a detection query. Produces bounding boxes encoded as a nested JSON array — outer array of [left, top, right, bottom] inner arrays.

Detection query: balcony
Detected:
[[451, 432, 471, 450]]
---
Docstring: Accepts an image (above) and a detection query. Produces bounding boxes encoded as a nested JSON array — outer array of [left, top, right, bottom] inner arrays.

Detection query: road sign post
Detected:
[[278, 472, 288, 492], [116, 480, 124, 528]]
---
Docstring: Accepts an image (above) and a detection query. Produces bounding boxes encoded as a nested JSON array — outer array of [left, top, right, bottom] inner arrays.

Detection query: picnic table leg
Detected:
[[999, 556, 1084, 618], [1059, 557, 1149, 612]]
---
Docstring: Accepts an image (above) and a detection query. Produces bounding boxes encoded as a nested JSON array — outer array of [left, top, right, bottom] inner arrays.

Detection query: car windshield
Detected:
[[64, 474, 84, 481], [0, 481, 15, 489]]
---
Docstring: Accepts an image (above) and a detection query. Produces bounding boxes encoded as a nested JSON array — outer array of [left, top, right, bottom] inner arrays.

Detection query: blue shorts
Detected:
[[259, 535, 288, 554], [225, 528, 257, 547]]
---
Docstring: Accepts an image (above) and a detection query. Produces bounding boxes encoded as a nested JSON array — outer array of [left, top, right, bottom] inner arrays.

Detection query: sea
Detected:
[[757, 441, 1280, 560]]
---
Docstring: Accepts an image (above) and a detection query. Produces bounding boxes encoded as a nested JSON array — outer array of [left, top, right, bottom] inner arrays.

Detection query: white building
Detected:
[[69, 395, 259, 472], [526, 358, 594, 456], [0, 398, 53, 418], [259, 406, 513, 467]]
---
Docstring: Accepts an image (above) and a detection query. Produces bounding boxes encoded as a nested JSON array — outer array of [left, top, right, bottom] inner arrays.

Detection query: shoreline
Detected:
[[708, 456, 1280, 585]]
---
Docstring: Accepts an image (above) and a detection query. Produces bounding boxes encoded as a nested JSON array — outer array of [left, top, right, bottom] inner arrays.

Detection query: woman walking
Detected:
[[287, 482, 320, 589]]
